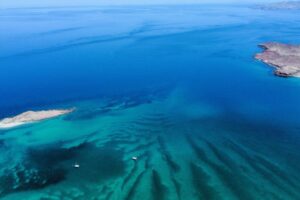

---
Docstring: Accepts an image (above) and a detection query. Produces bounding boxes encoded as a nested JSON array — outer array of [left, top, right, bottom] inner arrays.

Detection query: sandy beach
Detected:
[[0, 109, 74, 128]]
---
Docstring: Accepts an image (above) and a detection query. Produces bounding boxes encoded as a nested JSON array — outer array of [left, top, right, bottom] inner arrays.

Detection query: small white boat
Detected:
[[73, 163, 80, 168], [132, 156, 138, 161]]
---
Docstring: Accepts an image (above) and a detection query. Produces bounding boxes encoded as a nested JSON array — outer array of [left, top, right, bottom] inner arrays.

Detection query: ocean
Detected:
[[0, 4, 300, 199]]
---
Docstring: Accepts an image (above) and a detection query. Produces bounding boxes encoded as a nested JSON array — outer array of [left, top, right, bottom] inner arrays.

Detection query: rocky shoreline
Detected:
[[255, 42, 300, 78]]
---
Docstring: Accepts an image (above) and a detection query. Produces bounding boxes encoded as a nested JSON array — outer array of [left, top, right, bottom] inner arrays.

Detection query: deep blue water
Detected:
[[0, 4, 300, 200]]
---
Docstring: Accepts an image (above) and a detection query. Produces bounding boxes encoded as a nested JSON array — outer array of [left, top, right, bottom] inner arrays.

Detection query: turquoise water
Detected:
[[1, 4, 300, 199]]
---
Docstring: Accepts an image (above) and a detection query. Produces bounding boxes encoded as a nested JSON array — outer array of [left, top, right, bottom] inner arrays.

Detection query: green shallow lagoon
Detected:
[[1, 90, 300, 200]]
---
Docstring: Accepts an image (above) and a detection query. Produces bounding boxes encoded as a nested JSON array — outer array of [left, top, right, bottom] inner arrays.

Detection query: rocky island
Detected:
[[0, 109, 74, 128], [258, 1, 300, 10], [255, 42, 300, 77]]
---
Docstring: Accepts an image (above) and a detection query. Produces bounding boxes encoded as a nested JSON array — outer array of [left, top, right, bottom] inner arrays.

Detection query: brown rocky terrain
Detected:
[[255, 42, 300, 78]]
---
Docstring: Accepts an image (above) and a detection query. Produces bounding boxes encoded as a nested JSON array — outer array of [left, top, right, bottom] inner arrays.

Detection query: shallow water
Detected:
[[0, 4, 300, 200]]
